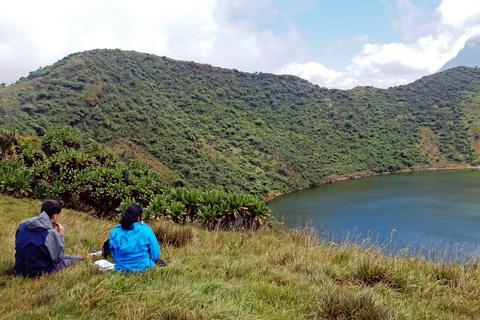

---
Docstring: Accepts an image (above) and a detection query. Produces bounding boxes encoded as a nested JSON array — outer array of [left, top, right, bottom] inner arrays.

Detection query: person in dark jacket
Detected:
[[15, 200, 82, 277], [109, 204, 164, 272]]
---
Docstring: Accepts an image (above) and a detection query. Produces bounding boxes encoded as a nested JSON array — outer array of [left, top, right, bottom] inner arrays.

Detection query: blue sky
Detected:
[[1, 0, 480, 89]]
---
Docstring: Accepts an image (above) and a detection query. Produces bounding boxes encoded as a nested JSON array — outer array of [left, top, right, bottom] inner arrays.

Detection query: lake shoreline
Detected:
[[264, 164, 479, 202]]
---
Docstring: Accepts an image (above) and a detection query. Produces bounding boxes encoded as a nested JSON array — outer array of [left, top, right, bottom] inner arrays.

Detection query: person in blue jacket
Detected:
[[109, 204, 163, 272], [15, 199, 83, 277]]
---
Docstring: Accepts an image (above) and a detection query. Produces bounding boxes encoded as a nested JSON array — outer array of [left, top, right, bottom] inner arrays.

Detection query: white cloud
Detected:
[[353, 34, 466, 74], [277, 33, 471, 89], [2, 0, 480, 90], [276, 0, 480, 89], [277, 62, 343, 84], [394, 0, 426, 40], [0, 0, 303, 84], [436, 0, 480, 27], [362, 44, 379, 55]]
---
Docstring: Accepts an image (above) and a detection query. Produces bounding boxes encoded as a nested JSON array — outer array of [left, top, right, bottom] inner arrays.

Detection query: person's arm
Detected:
[[147, 228, 161, 262], [109, 230, 117, 262], [45, 228, 65, 263], [52, 222, 65, 235]]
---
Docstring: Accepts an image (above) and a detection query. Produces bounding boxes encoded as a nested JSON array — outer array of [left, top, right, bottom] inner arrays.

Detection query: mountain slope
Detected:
[[439, 35, 480, 72], [1, 49, 479, 197]]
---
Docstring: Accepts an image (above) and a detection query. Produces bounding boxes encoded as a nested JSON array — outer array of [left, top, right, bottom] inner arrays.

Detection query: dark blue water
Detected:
[[267, 170, 480, 262]]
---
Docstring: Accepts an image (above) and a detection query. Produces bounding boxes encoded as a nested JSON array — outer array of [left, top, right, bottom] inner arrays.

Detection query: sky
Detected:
[[1, 0, 480, 89]]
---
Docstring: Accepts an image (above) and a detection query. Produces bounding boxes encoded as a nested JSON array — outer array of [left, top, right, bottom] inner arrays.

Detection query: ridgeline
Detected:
[[1, 49, 480, 198]]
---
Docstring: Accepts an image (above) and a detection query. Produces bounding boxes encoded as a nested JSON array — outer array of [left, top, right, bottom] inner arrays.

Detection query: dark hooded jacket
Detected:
[[15, 212, 65, 277]]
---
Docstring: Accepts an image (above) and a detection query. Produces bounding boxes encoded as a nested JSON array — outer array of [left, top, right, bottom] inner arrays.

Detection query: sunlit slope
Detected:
[[1, 49, 479, 197]]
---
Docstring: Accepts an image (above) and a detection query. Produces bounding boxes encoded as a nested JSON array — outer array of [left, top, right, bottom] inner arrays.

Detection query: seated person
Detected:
[[15, 200, 83, 277], [109, 204, 163, 272]]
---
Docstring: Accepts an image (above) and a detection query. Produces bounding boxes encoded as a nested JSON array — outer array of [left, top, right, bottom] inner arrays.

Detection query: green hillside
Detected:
[[1, 49, 480, 198]]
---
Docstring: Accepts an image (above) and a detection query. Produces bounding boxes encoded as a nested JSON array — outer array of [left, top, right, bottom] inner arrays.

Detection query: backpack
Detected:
[[102, 239, 111, 258]]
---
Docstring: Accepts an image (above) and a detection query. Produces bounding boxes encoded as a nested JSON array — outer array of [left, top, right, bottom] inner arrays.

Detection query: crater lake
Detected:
[[267, 169, 480, 262]]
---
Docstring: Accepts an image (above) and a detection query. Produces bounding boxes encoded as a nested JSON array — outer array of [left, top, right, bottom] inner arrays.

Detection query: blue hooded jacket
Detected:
[[15, 212, 65, 277], [109, 222, 160, 272]]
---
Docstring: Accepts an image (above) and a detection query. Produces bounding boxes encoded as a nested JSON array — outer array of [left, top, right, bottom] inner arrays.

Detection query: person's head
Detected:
[[41, 200, 62, 222], [120, 204, 143, 230]]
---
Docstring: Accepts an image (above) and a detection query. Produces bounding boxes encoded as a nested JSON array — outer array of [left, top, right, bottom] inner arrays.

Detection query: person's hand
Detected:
[[53, 223, 65, 235]]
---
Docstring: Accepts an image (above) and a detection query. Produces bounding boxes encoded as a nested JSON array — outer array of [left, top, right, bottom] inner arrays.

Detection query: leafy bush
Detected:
[[0, 162, 34, 198], [0, 130, 18, 160], [41, 126, 82, 155], [0, 128, 272, 229]]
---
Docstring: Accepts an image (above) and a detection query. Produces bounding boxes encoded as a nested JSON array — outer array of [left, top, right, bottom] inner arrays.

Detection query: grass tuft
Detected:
[[152, 221, 194, 248], [319, 288, 394, 319], [428, 263, 462, 287], [353, 259, 394, 287]]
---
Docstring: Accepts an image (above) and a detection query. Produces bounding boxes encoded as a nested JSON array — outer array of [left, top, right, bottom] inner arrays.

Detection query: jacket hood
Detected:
[[26, 211, 53, 231], [110, 223, 142, 254]]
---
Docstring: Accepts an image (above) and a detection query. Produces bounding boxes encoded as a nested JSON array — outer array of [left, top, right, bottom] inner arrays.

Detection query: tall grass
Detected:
[[2, 195, 480, 319]]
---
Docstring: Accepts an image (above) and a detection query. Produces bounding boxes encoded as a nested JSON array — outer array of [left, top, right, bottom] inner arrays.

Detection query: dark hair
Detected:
[[41, 200, 62, 218], [120, 204, 143, 230]]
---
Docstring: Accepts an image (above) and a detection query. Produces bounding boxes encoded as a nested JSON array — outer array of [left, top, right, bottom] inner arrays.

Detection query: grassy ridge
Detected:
[[3, 195, 480, 319]]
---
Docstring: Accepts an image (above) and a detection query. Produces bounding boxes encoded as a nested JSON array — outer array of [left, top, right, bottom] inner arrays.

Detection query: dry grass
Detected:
[[2, 195, 480, 319]]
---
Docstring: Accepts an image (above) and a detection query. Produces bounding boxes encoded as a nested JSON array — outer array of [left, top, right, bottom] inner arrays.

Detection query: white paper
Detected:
[[92, 259, 115, 271]]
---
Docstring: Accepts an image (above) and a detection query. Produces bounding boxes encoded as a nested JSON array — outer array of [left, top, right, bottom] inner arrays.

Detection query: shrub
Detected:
[[0, 162, 34, 198], [41, 126, 82, 155], [0, 130, 19, 160], [0, 128, 272, 230]]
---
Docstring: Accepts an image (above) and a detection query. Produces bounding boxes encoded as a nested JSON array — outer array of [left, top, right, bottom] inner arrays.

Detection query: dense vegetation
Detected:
[[0, 127, 271, 229], [1, 49, 480, 198], [3, 196, 480, 319]]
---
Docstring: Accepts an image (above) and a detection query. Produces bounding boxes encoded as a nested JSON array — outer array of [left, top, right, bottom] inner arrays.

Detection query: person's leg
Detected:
[[51, 256, 83, 274]]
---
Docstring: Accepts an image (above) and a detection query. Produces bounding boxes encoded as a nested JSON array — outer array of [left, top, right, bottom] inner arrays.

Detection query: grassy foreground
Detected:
[[2, 195, 480, 319]]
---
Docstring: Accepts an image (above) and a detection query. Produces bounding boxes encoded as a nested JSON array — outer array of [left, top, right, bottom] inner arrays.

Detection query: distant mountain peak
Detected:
[[438, 35, 480, 72], [465, 34, 480, 46]]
